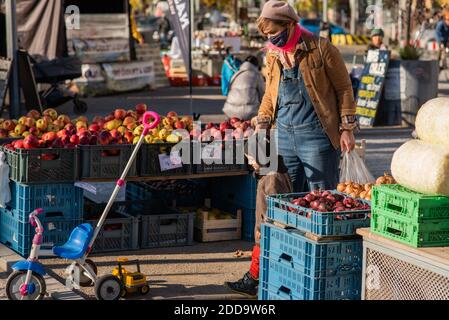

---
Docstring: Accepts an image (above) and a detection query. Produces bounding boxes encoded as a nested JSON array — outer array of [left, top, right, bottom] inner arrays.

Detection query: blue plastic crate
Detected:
[[260, 223, 363, 277], [267, 192, 370, 236], [258, 274, 361, 300], [211, 174, 257, 209], [6, 182, 83, 223], [0, 207, 80, 257]]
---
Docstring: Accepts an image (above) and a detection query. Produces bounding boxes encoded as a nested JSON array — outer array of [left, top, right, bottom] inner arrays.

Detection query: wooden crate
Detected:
[[194, 209, 242, 242]]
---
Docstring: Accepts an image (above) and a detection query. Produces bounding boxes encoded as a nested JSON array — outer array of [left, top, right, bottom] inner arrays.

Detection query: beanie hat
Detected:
[[260, 0, 300, 22]]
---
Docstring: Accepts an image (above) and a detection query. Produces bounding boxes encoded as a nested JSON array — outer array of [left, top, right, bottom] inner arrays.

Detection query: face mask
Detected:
[[269, 28, 289, 47]]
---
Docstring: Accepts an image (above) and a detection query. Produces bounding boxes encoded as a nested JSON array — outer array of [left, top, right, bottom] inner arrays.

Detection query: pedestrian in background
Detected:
[[436, 13, 449, 70], [367, 28, 388, 51], [223, 56, 265, 120]]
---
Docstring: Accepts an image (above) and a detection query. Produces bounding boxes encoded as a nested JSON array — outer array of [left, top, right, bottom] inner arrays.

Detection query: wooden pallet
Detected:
[[194, 209, 242, 242], [267, 219, 361, 242]]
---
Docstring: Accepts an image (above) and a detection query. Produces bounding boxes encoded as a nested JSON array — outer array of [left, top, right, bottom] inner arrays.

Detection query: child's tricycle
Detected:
[[5, 111, 161, 300]]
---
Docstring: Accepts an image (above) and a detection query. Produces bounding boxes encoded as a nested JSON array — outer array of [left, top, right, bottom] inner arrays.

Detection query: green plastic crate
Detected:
[[2, 146, 78, 184], [372, 184, 449, 221], [371, 208, 449, 248]]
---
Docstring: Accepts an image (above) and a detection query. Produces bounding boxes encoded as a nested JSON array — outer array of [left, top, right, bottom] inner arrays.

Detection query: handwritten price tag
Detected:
[[159, 151, 183, 172]]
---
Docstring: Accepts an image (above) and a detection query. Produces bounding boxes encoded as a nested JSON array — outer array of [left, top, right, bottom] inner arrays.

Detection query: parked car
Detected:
[[299, 18, 348, 35]]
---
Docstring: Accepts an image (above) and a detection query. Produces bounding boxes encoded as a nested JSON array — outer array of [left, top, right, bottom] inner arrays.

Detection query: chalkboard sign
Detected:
[[355, 50, 391, 127], [0, 57, 12, 110]]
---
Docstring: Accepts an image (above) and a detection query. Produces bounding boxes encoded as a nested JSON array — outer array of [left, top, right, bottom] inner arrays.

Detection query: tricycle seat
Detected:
[[53, 223, 93, 259]]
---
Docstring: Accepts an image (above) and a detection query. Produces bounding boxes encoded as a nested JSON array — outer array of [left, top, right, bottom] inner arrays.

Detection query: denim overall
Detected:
[[276, 65, 340, 192]]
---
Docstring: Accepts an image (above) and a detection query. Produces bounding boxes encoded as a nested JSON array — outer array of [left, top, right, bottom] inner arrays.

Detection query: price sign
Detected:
[[355, 50, 390, 127], [159, 151, 183, 172]]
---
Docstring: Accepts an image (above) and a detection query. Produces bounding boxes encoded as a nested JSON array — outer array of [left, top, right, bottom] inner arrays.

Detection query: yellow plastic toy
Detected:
[[111, 258, 149, 297]]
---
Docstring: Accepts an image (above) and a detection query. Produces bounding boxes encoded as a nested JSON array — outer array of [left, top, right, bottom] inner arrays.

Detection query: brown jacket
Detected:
[[258, 33, 356, 149]]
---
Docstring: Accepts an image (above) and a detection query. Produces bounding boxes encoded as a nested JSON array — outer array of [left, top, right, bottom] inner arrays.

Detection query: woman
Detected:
[[255, 0, 357, 193], [222, 56, 266, 120], [224, 0, 357, 297]]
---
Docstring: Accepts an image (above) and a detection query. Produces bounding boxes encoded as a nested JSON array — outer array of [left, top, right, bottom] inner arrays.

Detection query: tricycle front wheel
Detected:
[[6, 270, 46, 300]]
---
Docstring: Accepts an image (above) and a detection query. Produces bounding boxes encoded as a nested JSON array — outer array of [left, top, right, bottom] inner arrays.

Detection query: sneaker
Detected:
[[224, 272, 259, 298]]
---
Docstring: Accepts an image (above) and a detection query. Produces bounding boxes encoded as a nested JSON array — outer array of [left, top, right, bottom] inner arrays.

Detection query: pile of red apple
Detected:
[[0, 104, 255, 151], [194, 117, 254, 142], [287, 190, 371, 220]]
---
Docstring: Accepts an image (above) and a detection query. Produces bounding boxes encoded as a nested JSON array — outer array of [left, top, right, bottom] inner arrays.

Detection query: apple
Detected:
[[65, 123, 76, 135], [144, 135, 153, 144], [52, 119, 65, 130], [43, 108, 58, 120], [22, 131, 30, 138], [117, 126, 127, 135], [51, 138, 64, 148], [78, 131, 91, 145], [104, 114, 115, 122], [205, 122, 216, 130], [23, 135, 39, 149], [42, 132, 57, 142], [88, 123, 100, 133], [126, 122, 137, 131], [232, 121, 242, 129], [57, 129, 68, 139], [114, 109, 127, 120], [29, 127, 39, 136], [35, 119, 47, 131], [92, 116, 104, 124], [89, 135, 98, 145], [124, 131, 134, 144], [9, 132, 21, 138], [133, 136, 140, 144], [27, 109, 41, 120], [104, 119, 121, 131], [98, 131, 112, 145], [57, 115, 71, 125], [77, 127, 88, 135], [126, 110, 138, 120], [12, 140, 24, 149], [76, 116, 88, 123], [69, 135, 79, 145], [2, 120, 15, 131], [135, 103, 147, 115], [38, 140, 48, 148], [60, 135, 70, 145], [0, 129, 8, 138], [229, 117, 240, 126], [76, 121, 87, 130], [133, 125, 144, 136], [110, 129, 122, 140], [18, 116, 27, 126], [47, 124, 57, 132], [14, 124, 26, 135], [219, 121, 232, 132], [174, 120, 185, 129], [123, 116, 136, 127], [167, 111, 178, 118]]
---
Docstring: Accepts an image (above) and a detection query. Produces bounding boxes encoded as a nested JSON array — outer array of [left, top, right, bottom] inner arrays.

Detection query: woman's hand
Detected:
[[340, 130, 356, 153]]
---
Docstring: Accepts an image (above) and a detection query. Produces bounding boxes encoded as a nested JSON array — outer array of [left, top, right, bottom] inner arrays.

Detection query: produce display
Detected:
[[287, 190, 371, 220], [415, 97, 449, 146], [0, 105, 254, 152], [391, 139, 449, 196], [336, 173, 396, 201]]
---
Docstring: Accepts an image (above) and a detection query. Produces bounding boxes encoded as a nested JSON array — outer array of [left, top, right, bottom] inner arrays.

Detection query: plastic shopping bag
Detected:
[[0, 152, 11, 208], [339, 151, 375, 184]]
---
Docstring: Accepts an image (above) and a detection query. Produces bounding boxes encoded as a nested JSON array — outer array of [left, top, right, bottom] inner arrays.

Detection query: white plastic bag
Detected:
[[339, 151, 375, 184], [0, 152, 11, 208]]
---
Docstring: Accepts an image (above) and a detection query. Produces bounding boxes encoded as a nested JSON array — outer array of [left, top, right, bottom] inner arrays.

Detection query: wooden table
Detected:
[[357, 228, 449, 300]]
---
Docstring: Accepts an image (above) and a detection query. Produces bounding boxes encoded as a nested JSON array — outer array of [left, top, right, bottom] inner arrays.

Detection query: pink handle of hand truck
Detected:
[[142, 111, 161, 136]]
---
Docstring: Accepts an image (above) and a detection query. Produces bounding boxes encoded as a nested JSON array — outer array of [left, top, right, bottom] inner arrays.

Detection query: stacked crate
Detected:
[[0, 182, 83, 256], [259, 192, 371, 300], [370, 184, 449, 247]]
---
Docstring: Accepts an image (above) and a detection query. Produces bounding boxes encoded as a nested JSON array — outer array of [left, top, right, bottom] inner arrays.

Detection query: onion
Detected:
[[364, 184, 371, 191], [376, 176, 387, 185], [350, 192, 358, 199], [345, 186, 354, 194], [337, 184, 346, 192], [359, 191, 367, 199]]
